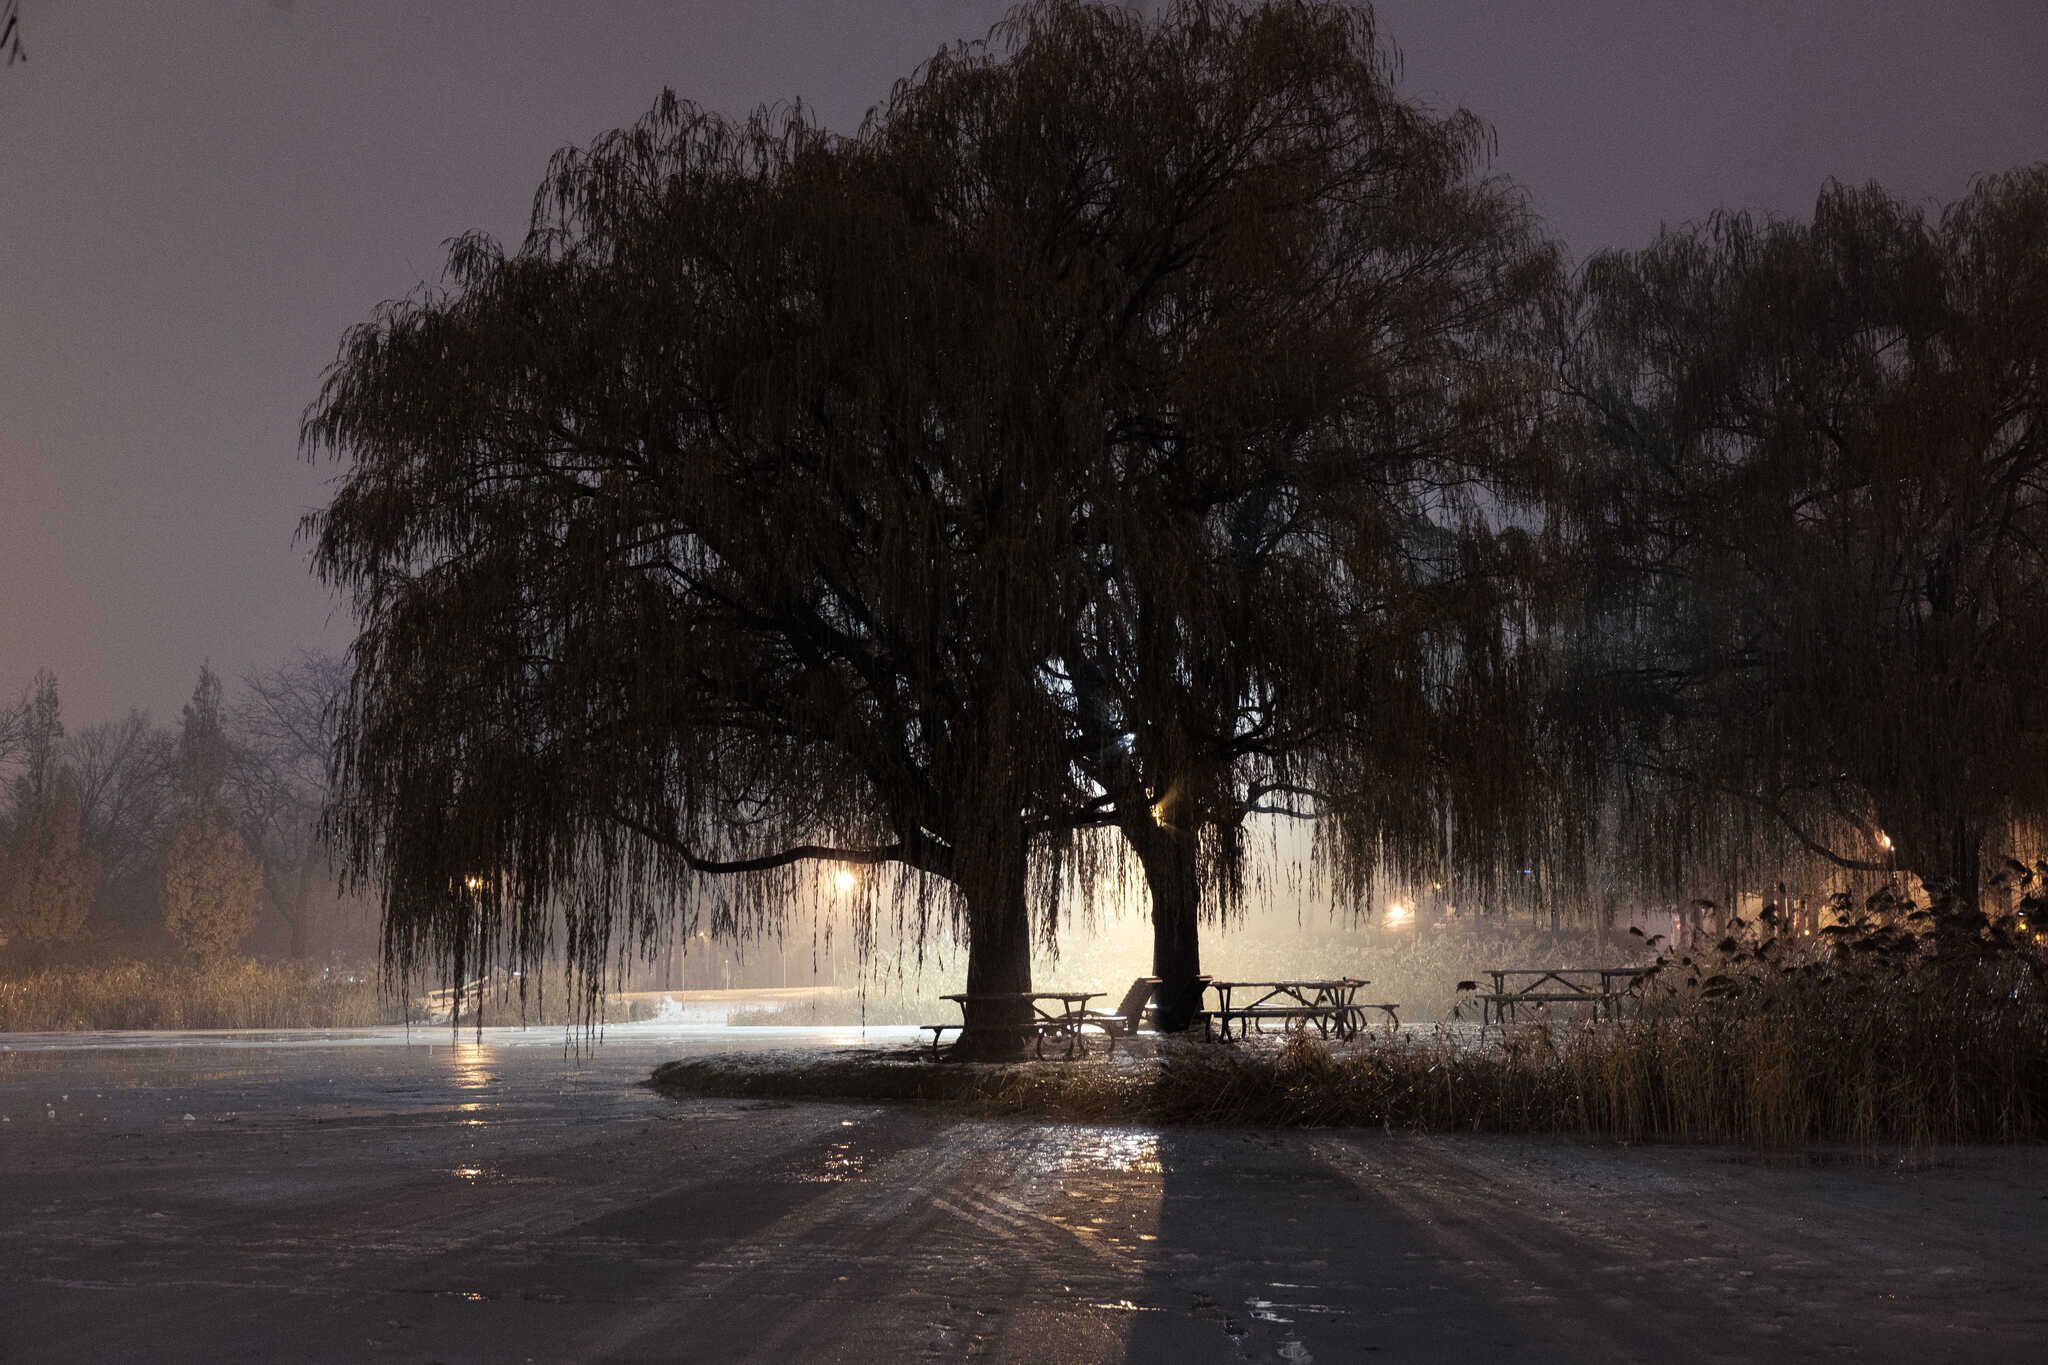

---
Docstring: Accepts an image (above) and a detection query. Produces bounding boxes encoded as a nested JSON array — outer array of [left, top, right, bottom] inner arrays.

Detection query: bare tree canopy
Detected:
[[235, 650, 347, 958], [1561, 168, 2048, 908]]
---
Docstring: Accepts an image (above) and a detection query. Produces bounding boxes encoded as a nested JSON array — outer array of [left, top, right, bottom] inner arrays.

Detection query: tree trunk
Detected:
[[1887, 806, 1984, 916], [287, 854, 319, 960], [1129, 818, 1203, 1032], [952, 844, 1036, 1060]]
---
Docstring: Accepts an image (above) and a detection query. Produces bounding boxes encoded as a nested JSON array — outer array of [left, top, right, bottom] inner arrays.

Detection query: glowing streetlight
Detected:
[[1385, 900, 1413, 924], [834, 869, 859, 894], [463, 875, 485, 892]]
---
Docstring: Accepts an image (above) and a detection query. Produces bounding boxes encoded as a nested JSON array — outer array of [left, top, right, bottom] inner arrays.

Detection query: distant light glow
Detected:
[[1385, 901, 1413, 924], [463, 875, 485, 891], [834, 869, 859, 893], [1876, 830, 1893, 852]]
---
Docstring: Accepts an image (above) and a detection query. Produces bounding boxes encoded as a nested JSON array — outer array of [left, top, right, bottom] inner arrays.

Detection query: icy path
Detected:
[[1, 1029, 2042, 1362]]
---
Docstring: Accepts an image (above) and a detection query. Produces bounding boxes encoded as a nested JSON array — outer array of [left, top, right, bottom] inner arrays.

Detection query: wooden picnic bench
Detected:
[[922, 991, 1125, 1059], [1473, 967, 1651, 1026], [1205, 979, 1398, 1043]]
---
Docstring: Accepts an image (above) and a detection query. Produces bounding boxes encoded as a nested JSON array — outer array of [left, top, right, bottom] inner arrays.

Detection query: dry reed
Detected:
[[0, 959, 402, 1031]]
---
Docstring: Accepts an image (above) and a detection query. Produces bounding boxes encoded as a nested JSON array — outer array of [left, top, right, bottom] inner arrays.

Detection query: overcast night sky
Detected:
[[3, 1, 2044, 723]]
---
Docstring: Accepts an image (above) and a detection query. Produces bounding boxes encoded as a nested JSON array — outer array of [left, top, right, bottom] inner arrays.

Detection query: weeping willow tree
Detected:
[[307, 0, 1577, 1050], [862, 1, 1567, 1025], [305, 62, 1125, 1054], [1560, 169, 2048, 912]]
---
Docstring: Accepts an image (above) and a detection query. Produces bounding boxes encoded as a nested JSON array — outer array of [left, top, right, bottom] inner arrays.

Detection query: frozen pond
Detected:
[[0, 1019, 926, 1055], [2, 1026, 2043, 1362]]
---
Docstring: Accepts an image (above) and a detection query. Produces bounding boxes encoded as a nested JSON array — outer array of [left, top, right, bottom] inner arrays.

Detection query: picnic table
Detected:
[[1474, 967, 1652, 1026], [1204, 979, 1397, 1042], [922, 991, 1122, 1059]]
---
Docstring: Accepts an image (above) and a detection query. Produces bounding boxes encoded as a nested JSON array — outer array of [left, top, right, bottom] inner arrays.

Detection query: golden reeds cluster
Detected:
[[0, 959, 401, 1031]]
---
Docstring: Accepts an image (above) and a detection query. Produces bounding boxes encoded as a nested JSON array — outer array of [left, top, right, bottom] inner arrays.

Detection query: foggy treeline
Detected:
[[0, 653, 372, 968]]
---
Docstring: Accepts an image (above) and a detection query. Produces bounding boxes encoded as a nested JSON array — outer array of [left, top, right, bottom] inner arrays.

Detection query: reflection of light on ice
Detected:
[[1041, 1127, 1162, 1175], [440, 1045, 493, 1093]]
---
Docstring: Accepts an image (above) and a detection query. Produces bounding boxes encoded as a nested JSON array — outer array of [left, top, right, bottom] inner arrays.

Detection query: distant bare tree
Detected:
[[235, 651, 345, 958], [0, 691, 24, 777], [69, 713, 174, 885], [10, 671, 63, 813]]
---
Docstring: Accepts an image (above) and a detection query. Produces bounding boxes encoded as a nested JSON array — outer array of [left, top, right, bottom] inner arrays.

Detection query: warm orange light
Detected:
[[834, 869, 858, 893], [463, 875, 485, 892], [1385, 901, 1413, 924]]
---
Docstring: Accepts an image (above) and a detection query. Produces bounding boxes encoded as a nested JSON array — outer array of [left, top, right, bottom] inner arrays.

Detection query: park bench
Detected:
[[1205, 979, 1395, 1042], [1084, 977, 1160, 1038], [1471, 967, 1651, 1026], [922, 991, 1124, 1059]]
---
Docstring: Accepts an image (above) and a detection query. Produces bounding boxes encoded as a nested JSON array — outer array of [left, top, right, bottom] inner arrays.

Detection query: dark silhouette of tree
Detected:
[[1561, 170, 2048, 910], [8, 671, 62, 814], [0, 691, 23, 774], [305, 0, 1569, 1046], [886, 1, 1561, 1021], [306, 37, 1115, 1052]]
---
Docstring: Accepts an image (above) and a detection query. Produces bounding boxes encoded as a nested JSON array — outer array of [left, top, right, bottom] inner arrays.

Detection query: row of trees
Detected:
[[305, 0, 2048, 1051], [0, 655, 350, 965]]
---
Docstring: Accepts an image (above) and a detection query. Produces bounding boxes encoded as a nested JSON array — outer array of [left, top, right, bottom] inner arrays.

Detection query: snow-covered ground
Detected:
[[1, 1026, 2042, 1361]]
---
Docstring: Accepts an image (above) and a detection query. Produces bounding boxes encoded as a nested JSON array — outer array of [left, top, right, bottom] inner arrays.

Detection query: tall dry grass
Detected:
[[0, 959, 403, 1031]]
